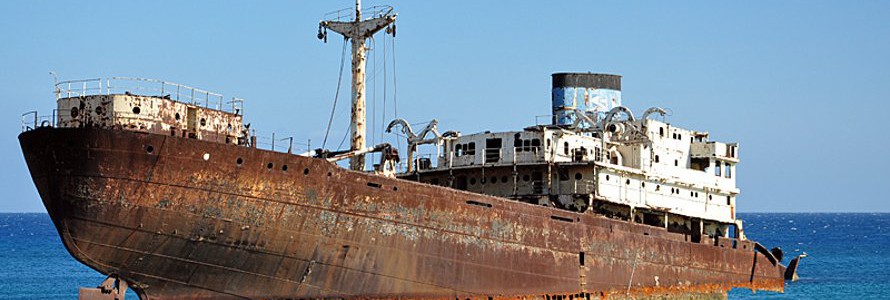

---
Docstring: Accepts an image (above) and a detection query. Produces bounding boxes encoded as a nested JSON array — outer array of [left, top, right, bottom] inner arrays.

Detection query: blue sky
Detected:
[[1, 1, 887, 212]]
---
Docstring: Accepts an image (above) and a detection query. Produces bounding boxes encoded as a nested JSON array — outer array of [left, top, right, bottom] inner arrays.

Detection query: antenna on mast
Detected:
[[319, 1, 397, 171]]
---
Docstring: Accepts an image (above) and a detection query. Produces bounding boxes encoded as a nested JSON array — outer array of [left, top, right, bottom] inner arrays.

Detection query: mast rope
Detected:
[[322, 38, 349, 149]]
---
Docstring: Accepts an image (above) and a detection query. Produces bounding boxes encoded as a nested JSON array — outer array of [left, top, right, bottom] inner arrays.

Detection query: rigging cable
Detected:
[[380, 34, 386, 142], [371, 36, 377, 161], [322, 38, 349, 149], [391, 33, 400, 151]]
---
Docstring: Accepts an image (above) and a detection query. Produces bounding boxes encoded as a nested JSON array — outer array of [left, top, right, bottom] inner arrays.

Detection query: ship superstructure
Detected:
[[397, 73, 744, 242], [17, 2, 802, 300]]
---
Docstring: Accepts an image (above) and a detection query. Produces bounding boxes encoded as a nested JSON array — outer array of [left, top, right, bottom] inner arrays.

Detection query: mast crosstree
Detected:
[[320, 0, 397, 171]]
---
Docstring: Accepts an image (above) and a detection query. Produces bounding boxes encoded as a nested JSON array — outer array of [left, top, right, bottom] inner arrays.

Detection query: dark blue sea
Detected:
[[0, 213, 887, 299]]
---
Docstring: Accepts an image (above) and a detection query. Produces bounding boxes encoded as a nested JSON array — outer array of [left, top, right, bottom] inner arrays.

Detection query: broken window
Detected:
[[484, 139, 501, 163]]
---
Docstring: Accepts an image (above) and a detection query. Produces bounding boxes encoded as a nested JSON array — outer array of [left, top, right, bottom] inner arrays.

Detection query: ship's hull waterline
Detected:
[[19, 127, 785, 299]]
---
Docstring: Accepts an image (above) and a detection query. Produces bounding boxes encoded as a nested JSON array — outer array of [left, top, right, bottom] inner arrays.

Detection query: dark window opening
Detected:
[[490, 176, 498, 183], [522, 174, 531, 182], [367, 182, 381, 188], [579, 252, 585, 266], [655, 155, 660, 163], [266, 163, 273, 169], [303, 168, 310, 175], [575, 173, 582, 180]]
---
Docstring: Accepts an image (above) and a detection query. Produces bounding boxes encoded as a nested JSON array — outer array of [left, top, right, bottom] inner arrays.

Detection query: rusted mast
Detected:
[[320, 0, 396, 171]]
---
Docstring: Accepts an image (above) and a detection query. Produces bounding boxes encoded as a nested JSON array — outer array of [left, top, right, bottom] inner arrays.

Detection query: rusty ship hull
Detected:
[[20, 127, 786, 299]]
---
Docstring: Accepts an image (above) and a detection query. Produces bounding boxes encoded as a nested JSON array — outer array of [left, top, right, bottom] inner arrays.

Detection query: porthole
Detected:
[[392, 186, 398, 191], [236, 157, 243, 165], [145, 145, 154, 154], [490, 176, 497, 183], [70, 107, 80, 118], [282, 165, 288, 171], [575, 173, 582, 180], [132, 106, 141, 114], [522, 175, 531, 182], [501, 176, 508, 183], [200, 118, 207, 126], [303, 168, 310, 175], [175, 113, 181, 120], [266, 162, 273, 169], [470, 178, 477, 185]]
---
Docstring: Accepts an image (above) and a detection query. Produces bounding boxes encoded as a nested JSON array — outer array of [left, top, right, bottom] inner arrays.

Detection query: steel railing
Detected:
[[54, 77, 244, 114], [21, 110, 66, 132], [323, 5, 393, 23]]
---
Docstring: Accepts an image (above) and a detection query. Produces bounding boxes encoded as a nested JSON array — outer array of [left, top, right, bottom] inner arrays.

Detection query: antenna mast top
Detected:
[[319, 1, 397, 171]]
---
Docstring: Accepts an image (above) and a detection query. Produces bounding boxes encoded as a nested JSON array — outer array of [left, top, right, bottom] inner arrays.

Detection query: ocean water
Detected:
[[0, 213, 886, 299]]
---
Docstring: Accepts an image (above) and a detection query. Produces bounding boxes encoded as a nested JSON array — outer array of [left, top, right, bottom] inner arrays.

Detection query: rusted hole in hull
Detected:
[[392, 186, 398, 191], [367, 182, 381, 188], [304, 168, 310, 175], [465, 200, 492, 208], [551, 215, 574, 223]]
